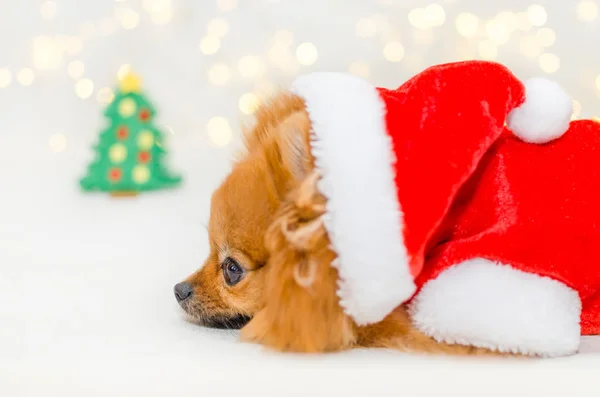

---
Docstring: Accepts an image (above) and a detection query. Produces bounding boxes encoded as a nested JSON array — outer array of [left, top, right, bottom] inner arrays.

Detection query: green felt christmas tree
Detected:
[[80, 71, 181, 196]]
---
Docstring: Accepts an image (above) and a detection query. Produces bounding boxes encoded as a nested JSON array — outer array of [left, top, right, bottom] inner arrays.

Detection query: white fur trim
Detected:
[[507, 78, 573, 144], [291, 73, 415, 325], [409, 258, 582, 357]]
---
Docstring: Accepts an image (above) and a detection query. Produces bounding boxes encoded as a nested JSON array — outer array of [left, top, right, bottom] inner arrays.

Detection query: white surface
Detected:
[[2, 0, 600, 395], [1, 199, 599, 397]]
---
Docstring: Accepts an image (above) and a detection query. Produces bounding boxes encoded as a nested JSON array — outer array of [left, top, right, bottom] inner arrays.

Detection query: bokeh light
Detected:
[[96, 87, 115, 104], [383, 41, 405, 62], [207, 116, 233, 146], [538, 53, 560, 73], [117, 64, 132, 80], [296, 42, 318, 66], [208, 63, 231, 85], [0, 68, 11, 88], [516, 12, 532, 31], [144, 0, 173, 24], [17, 68, 35, 86], [527, 4, 547, 27], [455, 12, 479, 38], [409, 4, 445, 29], [577, 0, 598, 22], [239, 92, 261, 114], [75, 78, 94, 99], [119, 7, 140, 30], [424, 3, 446, 27], [33, 36, 63, 70], [536, 28, 556, 47], [496, 11, 517, 32], [485, 20, 510, 44], [408, 8, 427, 29], [199, 36, 220, 54]]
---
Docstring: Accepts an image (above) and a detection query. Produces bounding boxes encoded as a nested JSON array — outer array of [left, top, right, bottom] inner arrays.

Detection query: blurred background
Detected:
[[1, 0, 600, 394]]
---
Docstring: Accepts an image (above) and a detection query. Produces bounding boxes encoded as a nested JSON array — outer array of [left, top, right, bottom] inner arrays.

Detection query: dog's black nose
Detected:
[[174, 282, 193, 302]]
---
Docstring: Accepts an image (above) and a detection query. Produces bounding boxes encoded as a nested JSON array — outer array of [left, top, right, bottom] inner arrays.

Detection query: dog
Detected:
[[173, 92, 496, 355], [175, 61, 600, 357]]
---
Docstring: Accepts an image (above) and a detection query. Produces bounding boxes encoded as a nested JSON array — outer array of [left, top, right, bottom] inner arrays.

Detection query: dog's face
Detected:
[[174, 94, 312, 329], [175, 159, 275, 328]]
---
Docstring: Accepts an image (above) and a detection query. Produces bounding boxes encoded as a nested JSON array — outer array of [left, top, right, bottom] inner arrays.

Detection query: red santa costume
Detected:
[[291, 60, 600, 357]]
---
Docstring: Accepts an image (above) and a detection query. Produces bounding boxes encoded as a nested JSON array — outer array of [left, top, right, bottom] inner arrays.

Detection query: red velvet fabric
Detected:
[[415, 121, 600, 335], [375, 60, 599, 335], [377, 60, 526, 277]]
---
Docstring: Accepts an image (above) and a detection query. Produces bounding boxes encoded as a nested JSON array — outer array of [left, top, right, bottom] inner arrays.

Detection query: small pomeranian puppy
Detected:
[[175, 61, 600, 357]]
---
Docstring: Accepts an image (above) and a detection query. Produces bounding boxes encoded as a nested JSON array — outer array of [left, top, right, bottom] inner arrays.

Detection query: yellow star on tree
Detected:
[[119, 71, 142, 93]]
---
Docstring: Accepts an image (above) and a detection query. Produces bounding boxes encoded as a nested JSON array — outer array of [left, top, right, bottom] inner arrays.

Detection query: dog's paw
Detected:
[[240, 172, 356, 353]]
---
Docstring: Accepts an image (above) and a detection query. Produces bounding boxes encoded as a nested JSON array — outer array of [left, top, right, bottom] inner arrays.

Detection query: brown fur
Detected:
[[179, 92, 507, 356]]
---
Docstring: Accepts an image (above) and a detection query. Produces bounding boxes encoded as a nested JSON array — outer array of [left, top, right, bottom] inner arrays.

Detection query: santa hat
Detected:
[[291, 60, 573, 325]]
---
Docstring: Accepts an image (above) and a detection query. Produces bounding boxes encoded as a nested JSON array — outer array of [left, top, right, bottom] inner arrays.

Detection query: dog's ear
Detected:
[[274, 111, 312, 182]]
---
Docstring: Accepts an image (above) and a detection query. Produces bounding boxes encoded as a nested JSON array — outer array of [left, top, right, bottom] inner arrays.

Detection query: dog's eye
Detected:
[[222, 257, 245, 286]]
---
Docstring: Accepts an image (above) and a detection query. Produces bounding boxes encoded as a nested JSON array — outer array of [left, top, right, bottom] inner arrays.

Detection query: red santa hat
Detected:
[[291, 60, 573, 325]]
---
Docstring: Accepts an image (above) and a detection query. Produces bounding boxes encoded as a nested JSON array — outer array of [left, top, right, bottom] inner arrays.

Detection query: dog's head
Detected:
[[174, 93, 313, 328]]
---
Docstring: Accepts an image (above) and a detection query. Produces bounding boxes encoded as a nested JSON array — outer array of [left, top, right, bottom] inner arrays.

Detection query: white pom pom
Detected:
[[507, 78, 573, 144]]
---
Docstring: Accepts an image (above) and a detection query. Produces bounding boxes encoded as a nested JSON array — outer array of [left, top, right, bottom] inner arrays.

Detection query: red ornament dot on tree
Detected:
[[138, 151, 151, 163], [139, 108, 150, 122], [108, 167, 122, 182], [117, 126, 129, 140]]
